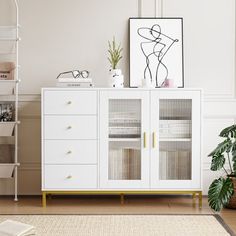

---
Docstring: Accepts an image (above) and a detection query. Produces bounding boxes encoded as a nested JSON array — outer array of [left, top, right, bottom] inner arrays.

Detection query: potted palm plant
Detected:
[[208, 124, 236, 211], [107, 37, 123, 88]]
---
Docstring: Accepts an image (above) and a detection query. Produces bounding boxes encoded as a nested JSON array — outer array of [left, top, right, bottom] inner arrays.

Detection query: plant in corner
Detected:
[[107, 37, 124, 88], [208, 124, 236, 211]]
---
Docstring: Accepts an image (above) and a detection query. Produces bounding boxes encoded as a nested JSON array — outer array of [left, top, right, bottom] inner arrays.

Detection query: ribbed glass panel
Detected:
[[108, 99, 141, 180], [159, 99, 192, 180], [159, 141, 191, 180], [160, 99, 192, 120]]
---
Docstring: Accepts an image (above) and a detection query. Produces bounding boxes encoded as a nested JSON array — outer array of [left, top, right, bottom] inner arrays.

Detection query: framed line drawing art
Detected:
[[129, 18, 184, 88]]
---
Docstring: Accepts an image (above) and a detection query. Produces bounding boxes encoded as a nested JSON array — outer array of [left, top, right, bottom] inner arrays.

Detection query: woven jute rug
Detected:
[[0, 214, 234, 236]]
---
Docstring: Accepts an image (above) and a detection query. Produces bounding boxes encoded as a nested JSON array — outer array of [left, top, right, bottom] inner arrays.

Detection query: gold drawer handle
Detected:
[[67, 101, 72, 105], [144, 132, 147, 148], [67, 150, 72, 154], [66, 175, 72, 179], [67, 126, 72, 129]]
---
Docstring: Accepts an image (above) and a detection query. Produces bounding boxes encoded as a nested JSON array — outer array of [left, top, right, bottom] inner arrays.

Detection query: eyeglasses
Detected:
[[56, 70, 89, 79]]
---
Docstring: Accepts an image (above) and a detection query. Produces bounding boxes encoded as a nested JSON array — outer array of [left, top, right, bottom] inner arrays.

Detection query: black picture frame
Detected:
[[129, 17, 184, 88]]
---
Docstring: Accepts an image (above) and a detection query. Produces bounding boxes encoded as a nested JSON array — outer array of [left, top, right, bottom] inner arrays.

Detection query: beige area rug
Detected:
[[0, 214, 234, 236]]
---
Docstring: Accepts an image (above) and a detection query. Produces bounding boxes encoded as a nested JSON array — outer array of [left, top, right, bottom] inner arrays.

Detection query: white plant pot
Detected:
[[141, 78, 156, 88], [108, 69, 124, 88]]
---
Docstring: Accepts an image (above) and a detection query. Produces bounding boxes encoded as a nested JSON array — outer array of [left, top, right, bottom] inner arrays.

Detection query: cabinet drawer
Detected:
[[44, 165, 97, 189], [44, 140, 97, 164], [44, 115, 97, 139], [43, 91, 97, 115]]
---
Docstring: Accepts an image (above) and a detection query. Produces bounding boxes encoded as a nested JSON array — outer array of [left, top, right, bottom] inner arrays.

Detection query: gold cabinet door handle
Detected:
[[153, 132, 157, 148], [143, 132, 147, 148]]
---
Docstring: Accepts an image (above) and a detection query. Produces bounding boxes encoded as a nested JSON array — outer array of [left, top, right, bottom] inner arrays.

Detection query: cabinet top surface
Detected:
[[42, 87, 202, 92]]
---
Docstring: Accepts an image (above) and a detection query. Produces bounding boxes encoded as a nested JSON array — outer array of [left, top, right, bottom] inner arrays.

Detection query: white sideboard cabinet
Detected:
[[41, 88, 202, 207]]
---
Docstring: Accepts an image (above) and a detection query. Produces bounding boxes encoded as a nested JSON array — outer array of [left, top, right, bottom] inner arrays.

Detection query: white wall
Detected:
[[0, 0, 235, 195]]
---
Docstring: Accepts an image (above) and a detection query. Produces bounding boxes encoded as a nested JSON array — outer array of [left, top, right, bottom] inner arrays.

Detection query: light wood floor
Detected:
[[0, 195, 235, 233]]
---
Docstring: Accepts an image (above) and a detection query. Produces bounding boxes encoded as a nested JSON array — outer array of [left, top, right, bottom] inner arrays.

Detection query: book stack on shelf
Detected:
[[56, 77, 94, 88], [159, 119, 191, 139], [109, 112, 141, 139]]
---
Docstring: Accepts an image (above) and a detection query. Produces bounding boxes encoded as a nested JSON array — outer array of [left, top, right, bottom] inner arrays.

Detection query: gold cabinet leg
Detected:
[[120, 194, 125, 205], [192, 192, 196, 207], [199, 192, 202, 208], [42, 192, 47, 207]]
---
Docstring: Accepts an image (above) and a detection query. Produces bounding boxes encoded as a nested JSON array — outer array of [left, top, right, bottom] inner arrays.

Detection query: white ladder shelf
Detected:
[[0, 0, 20, 201]]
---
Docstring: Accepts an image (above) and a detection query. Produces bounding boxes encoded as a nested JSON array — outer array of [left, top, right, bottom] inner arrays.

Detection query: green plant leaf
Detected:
[[232, 141, 236, 174], [210, 154, 225, 171], [208, 138, 232, 156], [208, 177, 234, 211], [107, 37, 123, 69], [220, 124, 236, 138], [233, 159, 236, 175]]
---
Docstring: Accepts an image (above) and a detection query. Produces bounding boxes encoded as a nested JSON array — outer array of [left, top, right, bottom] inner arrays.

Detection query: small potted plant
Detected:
[[107, 37, 123, 88], [208, 124, 236, 211]]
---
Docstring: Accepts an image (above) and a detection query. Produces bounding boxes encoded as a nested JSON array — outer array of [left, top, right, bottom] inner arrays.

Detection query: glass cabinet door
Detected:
[[100, 91, 149, 189], [151, 91, 201, 189], [109, 99, 141, 181]]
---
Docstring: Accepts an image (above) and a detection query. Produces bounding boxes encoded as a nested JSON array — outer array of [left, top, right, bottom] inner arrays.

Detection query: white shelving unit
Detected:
[[0, 0, 20, 201]]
